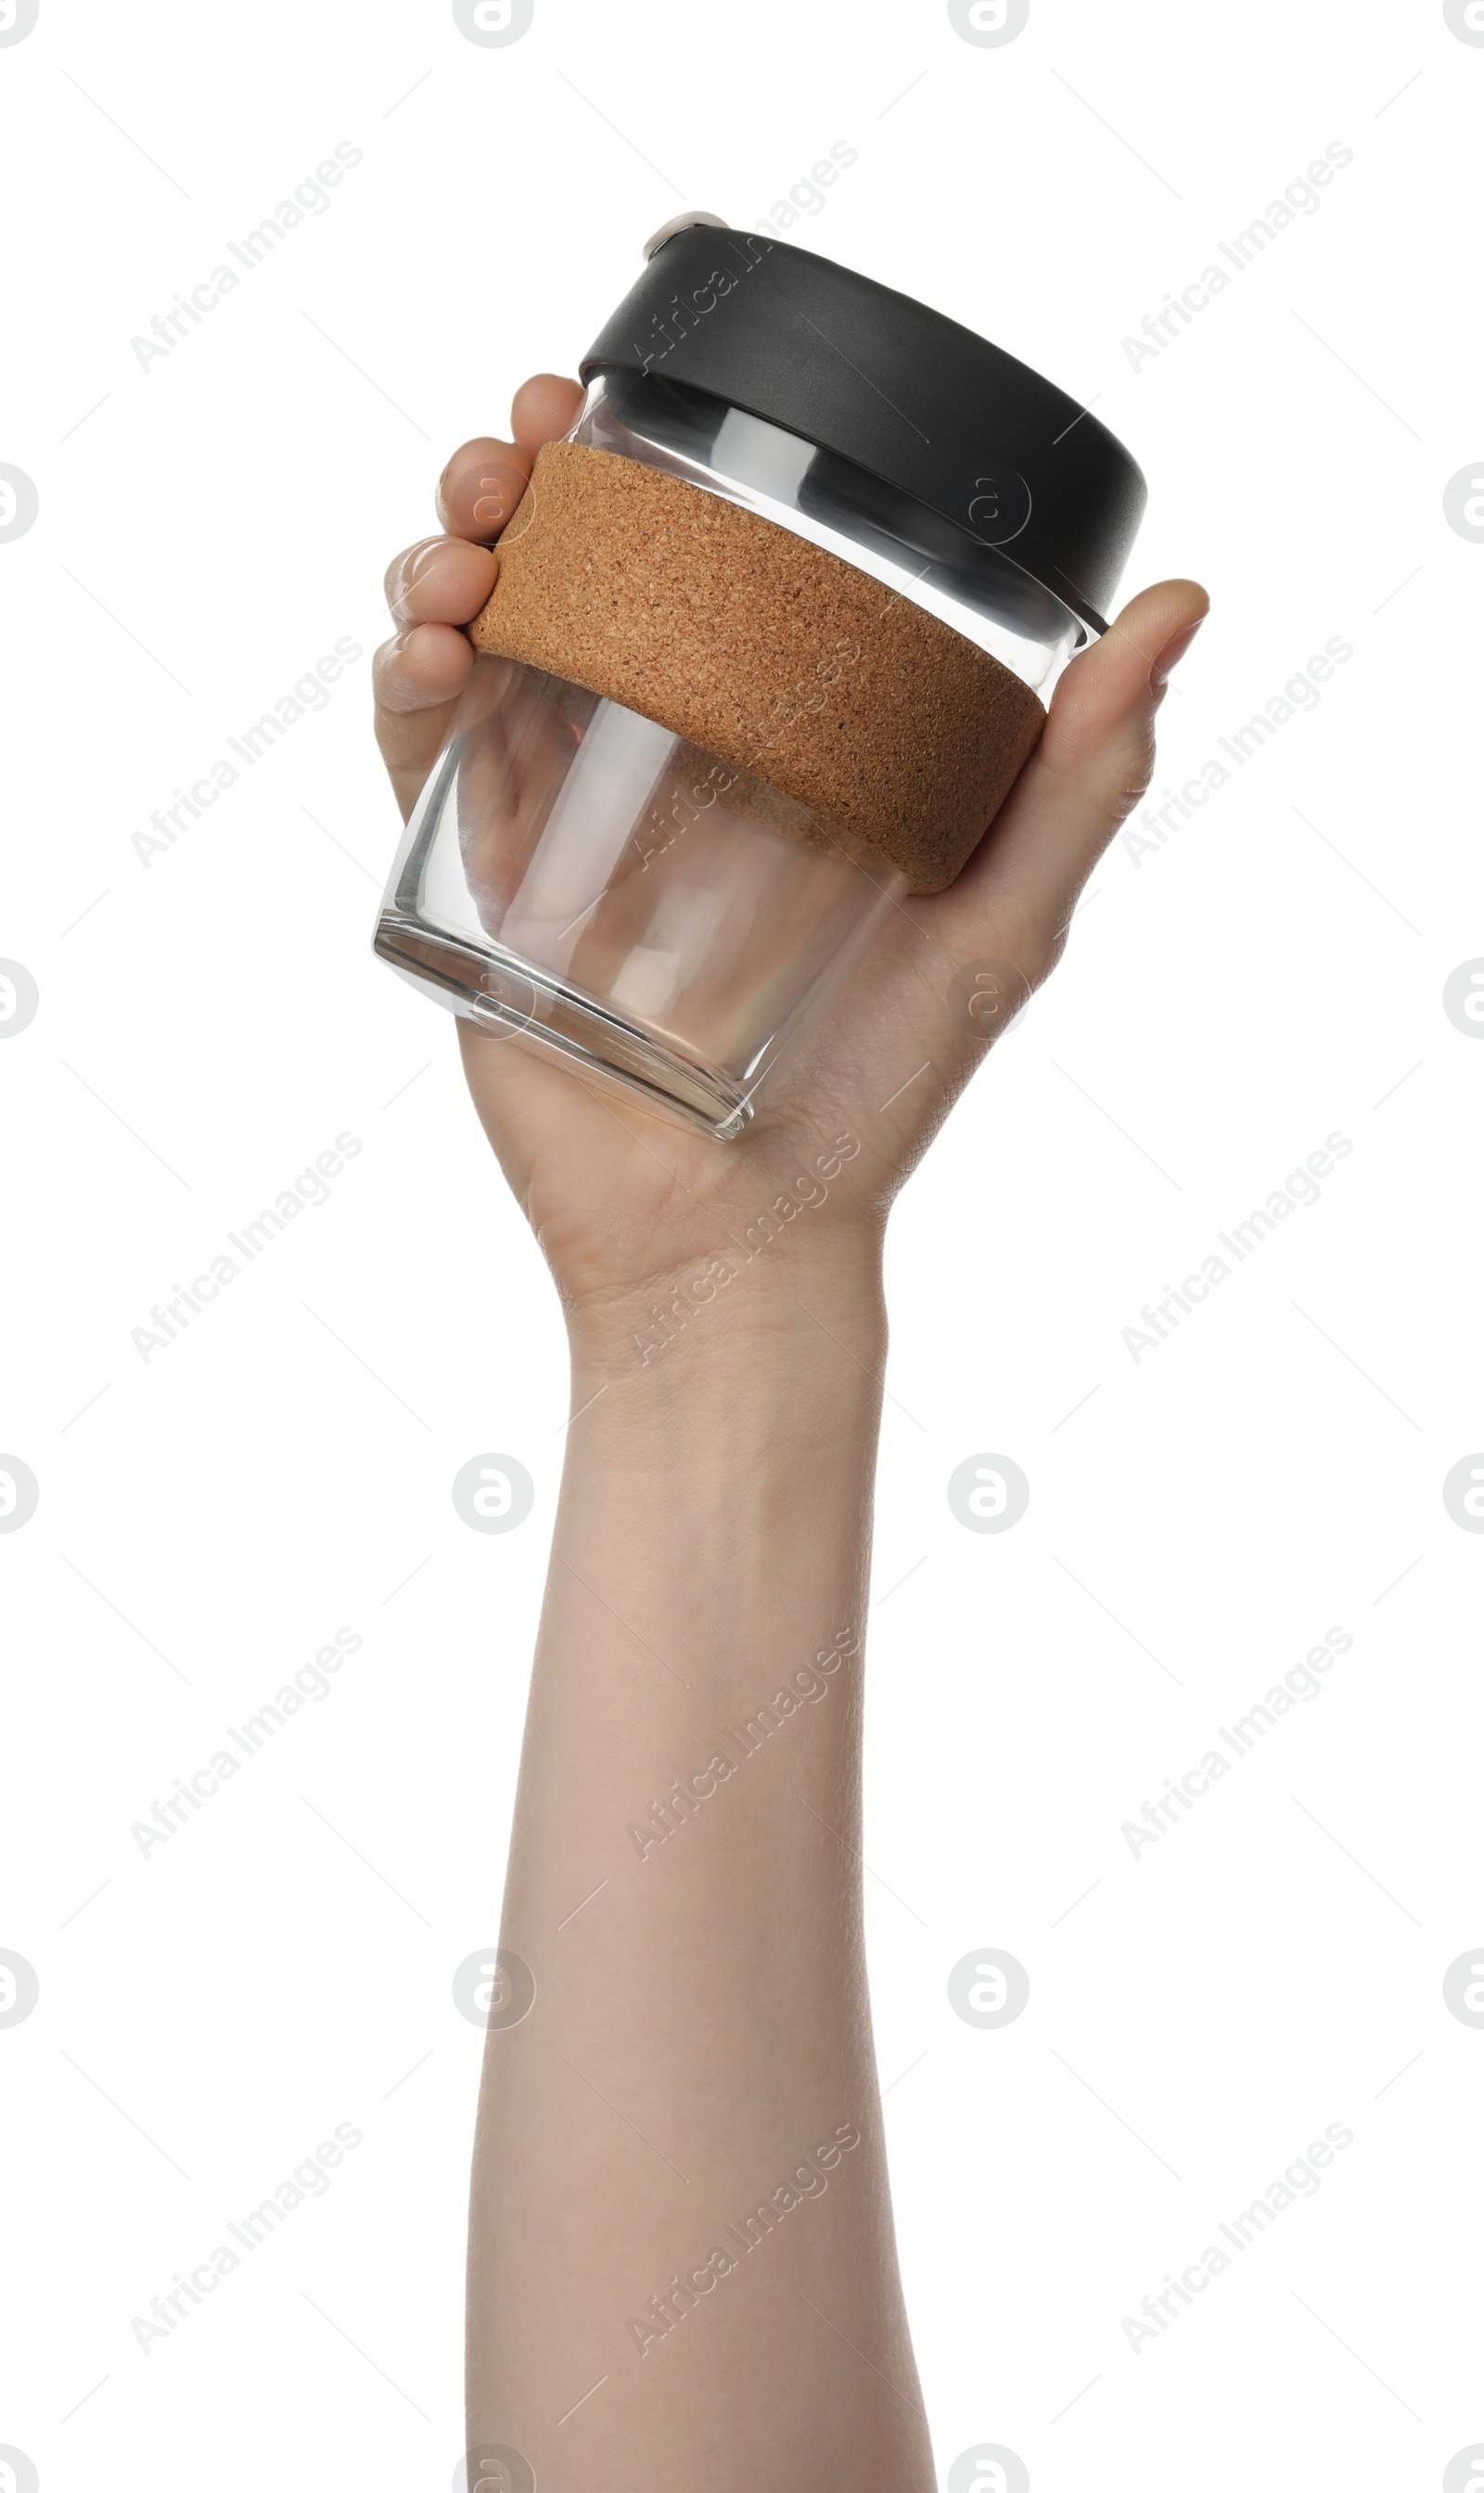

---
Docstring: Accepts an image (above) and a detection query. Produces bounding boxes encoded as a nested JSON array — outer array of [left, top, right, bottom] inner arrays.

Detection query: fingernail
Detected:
[[1150, 615, 1205, 690]]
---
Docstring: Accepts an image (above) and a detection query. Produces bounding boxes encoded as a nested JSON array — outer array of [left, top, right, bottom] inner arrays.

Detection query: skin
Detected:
[[375, 373, 1207, 2492]]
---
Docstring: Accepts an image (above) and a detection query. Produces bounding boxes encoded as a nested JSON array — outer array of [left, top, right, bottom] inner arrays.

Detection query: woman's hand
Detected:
[[374, 373, 1207, 1359]]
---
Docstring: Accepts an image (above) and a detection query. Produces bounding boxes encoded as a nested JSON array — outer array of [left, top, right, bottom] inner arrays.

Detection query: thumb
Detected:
[[940, 577, 1210, 978]]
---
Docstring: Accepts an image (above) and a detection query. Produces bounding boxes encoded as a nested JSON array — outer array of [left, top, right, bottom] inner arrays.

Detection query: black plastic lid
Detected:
[[581, 225, 1145, 638]]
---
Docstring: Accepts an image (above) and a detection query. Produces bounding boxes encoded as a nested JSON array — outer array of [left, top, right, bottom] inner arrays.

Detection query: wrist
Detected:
[[556, 1266, 887, 1581], [563, 1240, 887, 1408]]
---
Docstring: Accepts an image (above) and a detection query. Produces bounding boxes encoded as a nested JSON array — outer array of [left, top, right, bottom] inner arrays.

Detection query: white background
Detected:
[[2, 1, 1480, 2487]]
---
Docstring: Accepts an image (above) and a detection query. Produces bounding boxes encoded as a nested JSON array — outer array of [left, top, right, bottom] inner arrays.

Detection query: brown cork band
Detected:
[[467, 442, 1047, 896]]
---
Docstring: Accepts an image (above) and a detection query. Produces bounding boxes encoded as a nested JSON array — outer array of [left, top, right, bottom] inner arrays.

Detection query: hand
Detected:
[[374, 374, 1208, 1354]]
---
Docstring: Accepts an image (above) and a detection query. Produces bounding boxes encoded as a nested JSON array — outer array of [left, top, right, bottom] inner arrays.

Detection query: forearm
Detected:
[[466, 1268, 935, 2492]]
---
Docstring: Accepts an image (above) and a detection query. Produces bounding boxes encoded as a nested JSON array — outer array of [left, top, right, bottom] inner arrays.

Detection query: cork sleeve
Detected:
[[467, 442, 1047, 896]]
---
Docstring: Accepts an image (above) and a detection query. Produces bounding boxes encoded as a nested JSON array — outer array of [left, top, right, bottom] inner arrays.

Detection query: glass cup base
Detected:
[[373, 909, 753, 1139]]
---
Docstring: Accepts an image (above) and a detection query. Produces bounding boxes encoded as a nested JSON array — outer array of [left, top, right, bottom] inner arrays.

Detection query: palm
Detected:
[[459, 812, 1060, 1307], [456, 890, 938, 1304]]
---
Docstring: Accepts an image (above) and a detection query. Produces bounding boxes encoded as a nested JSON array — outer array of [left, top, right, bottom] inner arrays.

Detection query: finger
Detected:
[[375, 621, 476, 718], [436, 436, 532, 542], [434, 377, 582, 540], [373, 624, 478, 816], [510, 372, 584, 456], [945, 577, 1209, 974], [374, 532, 499, 822], [1038, 577, 1209, 783], [375, 378, 581, 823], [383, 534, 500, 627]]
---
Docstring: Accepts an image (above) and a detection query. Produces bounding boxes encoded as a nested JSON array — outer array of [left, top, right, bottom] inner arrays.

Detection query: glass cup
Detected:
[[374, 370, 1093, 1139]]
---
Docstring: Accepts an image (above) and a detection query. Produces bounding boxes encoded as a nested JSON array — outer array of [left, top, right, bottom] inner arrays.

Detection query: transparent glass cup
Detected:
[[375, 374, 1091, 1139]]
